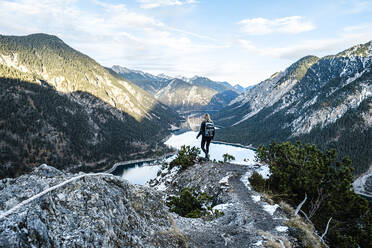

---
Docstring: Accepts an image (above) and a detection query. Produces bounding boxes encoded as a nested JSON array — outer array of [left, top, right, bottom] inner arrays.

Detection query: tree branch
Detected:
[[320, 217, 333, 241], [295, 193, 307, 216]]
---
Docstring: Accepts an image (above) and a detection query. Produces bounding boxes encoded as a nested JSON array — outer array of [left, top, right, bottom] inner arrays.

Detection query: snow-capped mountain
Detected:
[[112, 65, 169, 94], [154, 78, 217, 111], [215, 41, 372, 175], [233, 84, 246, 93], [112, 66, 240, 111]]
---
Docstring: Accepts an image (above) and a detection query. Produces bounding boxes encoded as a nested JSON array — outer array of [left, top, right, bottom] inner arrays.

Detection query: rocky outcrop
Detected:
[[1, 161, 316, 247], [150, 161, 306, 247], [0, 164, 186, 248]]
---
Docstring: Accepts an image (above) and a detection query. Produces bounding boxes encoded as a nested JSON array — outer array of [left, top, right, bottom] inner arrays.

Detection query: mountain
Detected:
[[154, 78, 217, 111], [0, 33, 180, 178], [111, 65, 169, 94], [233, 84, 245, 93], [187, 76, 236, 93], [111, 66, 239, 111], [205, 90, 239, 111], [214, 41, 372, 175]]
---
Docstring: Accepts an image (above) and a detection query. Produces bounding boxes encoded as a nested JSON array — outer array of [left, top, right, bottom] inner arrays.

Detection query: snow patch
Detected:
[[257, 165, 271, 179], [254, 240, 263, 246], [262, 203, 279, 215], [240, 171, 251, 190], [275, 226, 288, 232], [213, 203, 233, 211], [345, 69, 368, 85], [219, 175, 230, 185], [251, 195, 261, 202]]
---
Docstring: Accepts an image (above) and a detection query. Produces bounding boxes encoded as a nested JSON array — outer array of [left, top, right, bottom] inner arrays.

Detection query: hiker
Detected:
[[196, 113, 215, 159]]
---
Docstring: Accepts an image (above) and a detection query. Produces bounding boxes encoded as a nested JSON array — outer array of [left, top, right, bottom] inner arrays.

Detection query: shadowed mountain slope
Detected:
[[0, 34, 180, 178], [215, 42, 372, 175]]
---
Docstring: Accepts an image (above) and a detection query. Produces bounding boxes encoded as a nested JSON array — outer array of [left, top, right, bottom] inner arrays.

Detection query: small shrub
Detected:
[[169, 145, 200, 170], [249, 171, 266, 192], [166, 188, 202, 218], [166, 188, 222, 219], [223, 153, 235, 163]]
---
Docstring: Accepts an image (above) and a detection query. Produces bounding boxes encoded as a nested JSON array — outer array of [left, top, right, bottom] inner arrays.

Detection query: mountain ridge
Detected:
[[111, 65, 243, 111], [214, 41, 372, 175], [0, 33, 180, 178]]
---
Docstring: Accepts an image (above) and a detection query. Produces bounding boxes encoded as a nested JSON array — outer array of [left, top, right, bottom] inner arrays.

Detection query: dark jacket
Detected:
[[197, 120, 214, 139]]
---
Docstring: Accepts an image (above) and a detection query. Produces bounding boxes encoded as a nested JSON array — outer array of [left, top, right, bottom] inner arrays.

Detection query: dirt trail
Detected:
[[152, 161, 292, 247]]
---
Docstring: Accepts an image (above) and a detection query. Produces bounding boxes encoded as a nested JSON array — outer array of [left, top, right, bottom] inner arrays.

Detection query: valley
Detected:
[[0, 32, 371, 248]]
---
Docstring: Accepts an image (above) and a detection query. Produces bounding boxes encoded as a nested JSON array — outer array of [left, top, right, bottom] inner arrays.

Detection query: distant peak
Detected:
[[336, 40, 372, 57], [26, 33, 65, 43], [112, 65, 132, 74], [157, 73, 173, 80]]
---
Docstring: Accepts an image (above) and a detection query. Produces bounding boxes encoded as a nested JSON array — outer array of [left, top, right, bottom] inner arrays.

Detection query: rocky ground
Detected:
[[0, 161, 312, 247], [149, 160, 302, 248], [0, 165, 186, 248]]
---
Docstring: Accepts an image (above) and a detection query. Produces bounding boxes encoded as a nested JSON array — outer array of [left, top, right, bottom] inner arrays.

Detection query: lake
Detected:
[[112, 131, 257, 185]]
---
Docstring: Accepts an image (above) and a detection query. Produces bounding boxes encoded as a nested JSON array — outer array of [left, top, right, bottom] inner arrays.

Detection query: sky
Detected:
[[0, 0, 372, 86]]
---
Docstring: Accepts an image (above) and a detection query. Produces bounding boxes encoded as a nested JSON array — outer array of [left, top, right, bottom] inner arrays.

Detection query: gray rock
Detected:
[[0, 165, 186, 248], [150, 161, 298, 247]]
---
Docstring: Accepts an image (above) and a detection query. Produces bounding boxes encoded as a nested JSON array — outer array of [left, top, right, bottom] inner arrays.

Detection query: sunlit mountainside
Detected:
[[112, 65, 241, 112], [0, 33, 180, 178]]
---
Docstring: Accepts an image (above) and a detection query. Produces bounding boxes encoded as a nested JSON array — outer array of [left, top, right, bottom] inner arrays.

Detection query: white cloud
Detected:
[[238, 16, 315, 35], [0, 0, 370, 87], [137, 0, 197, 9], [0, 0, 230, 83], [346, 0, 372, 14], [238, 28, 372, 61], [237, 39, 257, 51]]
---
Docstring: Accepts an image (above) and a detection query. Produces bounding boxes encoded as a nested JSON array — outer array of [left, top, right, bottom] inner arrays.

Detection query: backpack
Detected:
[[204, 121, 215, 137]]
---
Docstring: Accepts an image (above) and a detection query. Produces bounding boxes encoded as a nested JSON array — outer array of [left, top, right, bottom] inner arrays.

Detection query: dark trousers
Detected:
[[201, 136, 212, 157]]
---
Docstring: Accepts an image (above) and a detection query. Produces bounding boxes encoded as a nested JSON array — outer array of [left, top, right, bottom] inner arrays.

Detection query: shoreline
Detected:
[[212, 140, 257, 151], [353, 165, 372, 198], [104, 152, 176, 174]]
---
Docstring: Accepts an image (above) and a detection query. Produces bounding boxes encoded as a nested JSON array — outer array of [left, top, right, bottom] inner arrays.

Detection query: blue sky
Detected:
[[0, 0, 372, 86]]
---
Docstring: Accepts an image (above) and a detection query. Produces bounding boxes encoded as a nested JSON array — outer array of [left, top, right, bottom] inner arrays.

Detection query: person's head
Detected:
[[204, 113, 211, 122]]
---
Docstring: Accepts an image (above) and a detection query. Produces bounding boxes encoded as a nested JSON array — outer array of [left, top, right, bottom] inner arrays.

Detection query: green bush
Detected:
[[223, 153, 235, 163], [248, 171, 266, 192], [169, 145, 200, 170], [166, 188, 222, 219], [256, 141, 371, 248]]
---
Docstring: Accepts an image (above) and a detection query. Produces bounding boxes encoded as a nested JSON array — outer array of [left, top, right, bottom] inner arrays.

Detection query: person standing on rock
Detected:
[[196, 113, 215, 159]]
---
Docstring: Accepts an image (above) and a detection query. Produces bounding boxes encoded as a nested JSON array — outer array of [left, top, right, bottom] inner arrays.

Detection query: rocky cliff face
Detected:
[[0, 161, 318, 247], [215, 41, 372, 175], [0, 165, 186, 248]]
